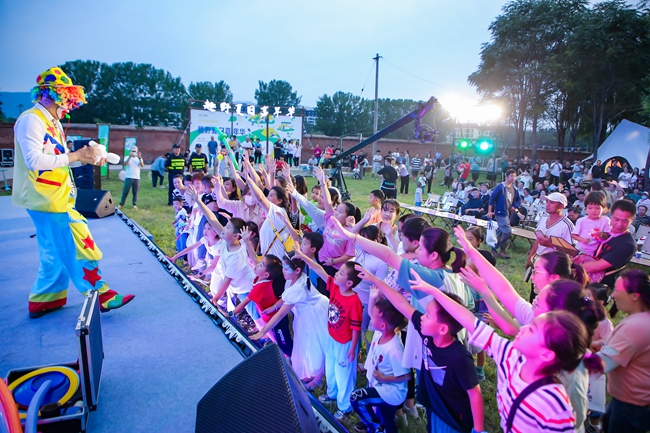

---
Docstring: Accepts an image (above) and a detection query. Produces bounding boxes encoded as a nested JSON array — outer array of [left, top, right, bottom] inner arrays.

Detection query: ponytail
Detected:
[[448, 247, 466, 273], [570, 262, 588, 287], [420, 228, 465, 272], [582, 352, 605, 376]]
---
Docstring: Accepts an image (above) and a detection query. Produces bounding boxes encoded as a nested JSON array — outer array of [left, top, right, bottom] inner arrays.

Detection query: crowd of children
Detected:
[[167, 149, 649, 433]]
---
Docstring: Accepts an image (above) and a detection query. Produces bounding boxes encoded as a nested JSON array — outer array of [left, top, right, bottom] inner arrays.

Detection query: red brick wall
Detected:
[[0, 122, 590, 164], [0, 122, 184, 164]]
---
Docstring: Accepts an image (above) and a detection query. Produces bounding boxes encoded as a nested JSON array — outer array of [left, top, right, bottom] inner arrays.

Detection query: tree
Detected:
[[60, 60, 106, 123], [314, 91, 372, 137], [60, 60, 188, 127], [188, 81, 232, 103], [569, 0, 650, 160], [97, 62, 188, 127], [377, 98, 421, 139], [0, 99, 6, 122], [469, 0, 588, 164], [254, 80, 301, 107]]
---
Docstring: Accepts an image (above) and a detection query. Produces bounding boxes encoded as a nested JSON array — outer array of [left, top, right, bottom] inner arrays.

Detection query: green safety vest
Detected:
[[191, 156, 206, 170], [169, 156, 185, 171]]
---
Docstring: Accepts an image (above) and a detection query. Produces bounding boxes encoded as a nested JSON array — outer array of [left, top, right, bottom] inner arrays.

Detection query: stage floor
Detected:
[[0, 197, 243, 432]]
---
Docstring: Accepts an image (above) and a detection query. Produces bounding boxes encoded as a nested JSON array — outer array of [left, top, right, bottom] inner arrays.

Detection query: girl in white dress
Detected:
[[251, 254, 329, 389]]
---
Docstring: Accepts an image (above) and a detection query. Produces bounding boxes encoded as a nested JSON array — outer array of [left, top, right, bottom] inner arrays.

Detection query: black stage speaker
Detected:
[[76, 190, 115, 219], [196, 344, 319, 433]]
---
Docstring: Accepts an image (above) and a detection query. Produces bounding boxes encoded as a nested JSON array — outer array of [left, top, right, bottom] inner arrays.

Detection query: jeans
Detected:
[[350, 387, 398, 433], [208, 152, 216, 167], [152, 171, 164, 187], [495, 214, 511, 252], [603, 397, 650, 433], [119, 178, 140, 206]]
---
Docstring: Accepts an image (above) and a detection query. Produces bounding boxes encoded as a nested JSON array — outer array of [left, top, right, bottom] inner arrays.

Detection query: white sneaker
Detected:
[[404, 405, 419, 419]]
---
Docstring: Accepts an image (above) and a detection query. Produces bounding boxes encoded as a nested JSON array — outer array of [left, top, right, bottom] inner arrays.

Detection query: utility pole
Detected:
[[372, 53, 380, 156], [17, 103, 24, 114]]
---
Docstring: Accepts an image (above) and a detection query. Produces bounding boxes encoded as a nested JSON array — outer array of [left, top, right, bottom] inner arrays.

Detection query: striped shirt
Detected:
[[469, 321, 576, 432], [411, 158, 422, 171]]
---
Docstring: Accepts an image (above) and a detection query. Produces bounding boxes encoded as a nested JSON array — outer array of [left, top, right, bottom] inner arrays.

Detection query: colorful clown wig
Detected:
[[31, 66, 87, 110]]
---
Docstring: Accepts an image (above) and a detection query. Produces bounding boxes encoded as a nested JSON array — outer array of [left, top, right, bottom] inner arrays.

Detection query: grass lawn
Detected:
[[1, 169, 537, 432]]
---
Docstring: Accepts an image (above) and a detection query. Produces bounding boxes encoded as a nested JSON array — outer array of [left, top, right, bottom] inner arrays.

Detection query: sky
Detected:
[[0, 1, 531, 110]]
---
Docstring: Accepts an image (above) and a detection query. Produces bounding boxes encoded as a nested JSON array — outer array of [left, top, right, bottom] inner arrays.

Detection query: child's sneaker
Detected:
[[476, 366, 486, 381], [353, 422, 369, 432], [334, 410, 351, 421], [318, 394, 336, 405], [585, 423, 602, 433], [404, 404, 419, 419]]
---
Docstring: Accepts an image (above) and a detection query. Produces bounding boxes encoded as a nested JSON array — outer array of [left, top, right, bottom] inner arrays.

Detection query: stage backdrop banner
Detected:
[[97, 124, 110, 176], [189, 109, 303, 155]]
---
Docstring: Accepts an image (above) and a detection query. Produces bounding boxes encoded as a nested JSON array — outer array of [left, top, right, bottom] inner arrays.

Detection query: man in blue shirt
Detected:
[[207, 136, 218, 168], [487, 169, 520, 259]]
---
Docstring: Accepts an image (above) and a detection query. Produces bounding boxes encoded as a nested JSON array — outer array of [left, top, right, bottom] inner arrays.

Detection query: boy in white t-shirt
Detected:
[[351, 290, 410, 433], [572, 191, 611, 256]]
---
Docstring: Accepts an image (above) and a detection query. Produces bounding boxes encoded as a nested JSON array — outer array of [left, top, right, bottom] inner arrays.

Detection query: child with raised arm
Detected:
[[312, 166, 358, 276], [250, 253, 329, 390], [350, 287, 410, 433], [230, 254, 293, 357], [408, 267, 605, 433], [186, 185, 256, 317], [294, 248, 363, 421], [356, 267, 484, 433]]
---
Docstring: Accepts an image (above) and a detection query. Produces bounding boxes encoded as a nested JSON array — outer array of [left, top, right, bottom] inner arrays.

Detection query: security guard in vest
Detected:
[[188, 143, 209, 174], [165, 144, 186, 205]]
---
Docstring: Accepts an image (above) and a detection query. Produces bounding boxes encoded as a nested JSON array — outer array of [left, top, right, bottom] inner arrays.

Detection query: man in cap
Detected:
[[13, 66, 134, 317], [461, 187, 487, 218], [188, 143, 208, 173], [526, 192, 575, 267]]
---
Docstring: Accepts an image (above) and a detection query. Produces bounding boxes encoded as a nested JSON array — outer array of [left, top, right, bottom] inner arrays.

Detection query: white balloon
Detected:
[[118, 170, 127, 181]]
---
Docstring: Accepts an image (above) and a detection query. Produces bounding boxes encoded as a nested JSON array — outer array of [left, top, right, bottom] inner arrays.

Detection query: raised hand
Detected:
[[354, 265, 378, 283], [280, 161, 291, 180], [453, 225, 473, 251], [329, 214, 354, 240], [240, 226, 252, 242], [408, 268, 439, 296], [369, 284, 380, 299], [185, 184, 199, 202], [378, 221, 393, 237], [459, 267, 490, 297], [312, 166, 324, 182]]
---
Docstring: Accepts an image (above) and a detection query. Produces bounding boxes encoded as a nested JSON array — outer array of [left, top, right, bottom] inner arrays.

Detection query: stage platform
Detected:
[[0, 197, 244, 432]]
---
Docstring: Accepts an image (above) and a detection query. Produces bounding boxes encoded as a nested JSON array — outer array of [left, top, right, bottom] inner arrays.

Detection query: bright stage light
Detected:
[[441, 97, 503, 124], [479, 141, 489, 151]]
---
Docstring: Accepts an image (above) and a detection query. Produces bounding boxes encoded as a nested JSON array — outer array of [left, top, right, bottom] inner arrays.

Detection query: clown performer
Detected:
[[12, 67, 135, 318]]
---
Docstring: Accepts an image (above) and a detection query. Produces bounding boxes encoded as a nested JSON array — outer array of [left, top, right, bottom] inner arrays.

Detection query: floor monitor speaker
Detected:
[[196, 344, 319, 433], [75, 190, 115, 219]]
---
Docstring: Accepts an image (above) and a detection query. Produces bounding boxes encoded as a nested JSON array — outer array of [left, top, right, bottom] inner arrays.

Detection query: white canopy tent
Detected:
[[584, 119, 650, 169]]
